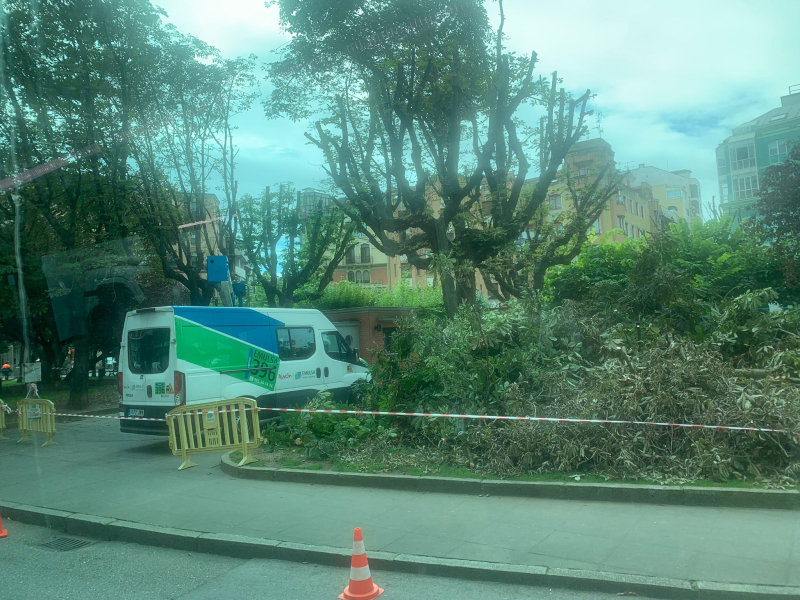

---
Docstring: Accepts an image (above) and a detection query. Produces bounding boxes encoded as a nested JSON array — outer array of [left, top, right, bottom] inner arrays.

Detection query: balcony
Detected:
[[345, 255, 373, 265]]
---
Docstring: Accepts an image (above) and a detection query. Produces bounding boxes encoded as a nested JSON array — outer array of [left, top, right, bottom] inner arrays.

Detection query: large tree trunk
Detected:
[[40, 352, 54, 385], [457, 270, 477, 307], [69, 338, 90, 409], [279, 293, 294, 308], [189, 278, 215, 307], [441, 274, 459, 319]]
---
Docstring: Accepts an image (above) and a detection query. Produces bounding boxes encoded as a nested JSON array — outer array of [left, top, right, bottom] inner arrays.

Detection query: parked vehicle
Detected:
[[118, 306, 369, 435]]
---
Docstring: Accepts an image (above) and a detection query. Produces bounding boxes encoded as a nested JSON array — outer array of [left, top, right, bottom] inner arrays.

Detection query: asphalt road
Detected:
[[0, 521, 656, 600]]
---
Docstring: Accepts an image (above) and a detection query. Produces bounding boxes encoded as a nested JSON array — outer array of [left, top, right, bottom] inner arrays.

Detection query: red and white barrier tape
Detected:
[[58, 412, 167, 422], [254, 407, 799, 436], [3, 405, 797, 436]]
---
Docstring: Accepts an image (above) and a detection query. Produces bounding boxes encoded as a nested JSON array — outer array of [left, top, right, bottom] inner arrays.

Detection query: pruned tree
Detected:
[[480, 164, 623, 301], [266, 0, 620, 317], [238, 183, 354, 307], [129, 30, 257, 305]]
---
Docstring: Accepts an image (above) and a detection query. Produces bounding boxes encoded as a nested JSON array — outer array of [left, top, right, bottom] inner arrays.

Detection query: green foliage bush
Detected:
[[546, 218, 791, 332], [352, 221, 800, 484], [263, 391, 396, 459], [264, 221, 800, 485], [357, 295, 800, 484], [302, 280, 444, 310]]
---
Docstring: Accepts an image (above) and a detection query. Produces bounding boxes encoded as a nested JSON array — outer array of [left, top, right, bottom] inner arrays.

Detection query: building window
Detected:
[[634, 201, 639, 216], [360, 244, 370, 263], [355, 271, 362, 283], [592, 218, 601, 234], [345, 247, 355, 264], [721, 182, 730, 201], [616, 215, 625, 231], [690, 184, 698, 198], [362, 270, 370, 284], [578, 167, 590, 176], [730, 143, 756, 171], [624, 222, 629, 236], [769, 139, 788, 165], [549, 194, 562, 209], [732, 175, 758, 201], [382, 327, 398, 353], [666, 188, 684, 200], [627, 198, 632, 213], [347, 271, 355, 282], [717, 157, 727, 173], [640, 204, 645, 218]]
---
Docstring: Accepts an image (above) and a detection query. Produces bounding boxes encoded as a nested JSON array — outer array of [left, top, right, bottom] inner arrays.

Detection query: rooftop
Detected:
[[730, 89, 800, 136]]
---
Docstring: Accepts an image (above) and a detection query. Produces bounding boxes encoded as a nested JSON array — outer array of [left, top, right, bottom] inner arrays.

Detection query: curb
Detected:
[[1, 500, 797, 599], [219, 453, 800, 511]]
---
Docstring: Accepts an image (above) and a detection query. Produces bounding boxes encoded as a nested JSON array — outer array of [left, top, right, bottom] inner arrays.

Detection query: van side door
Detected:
[[320, 330, 363, 403]]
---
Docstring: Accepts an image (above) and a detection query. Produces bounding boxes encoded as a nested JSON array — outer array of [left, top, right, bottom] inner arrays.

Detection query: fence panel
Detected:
[[17, 398, 56, 446], [0, 401, 7, 440], [167, 398, 260, 471]]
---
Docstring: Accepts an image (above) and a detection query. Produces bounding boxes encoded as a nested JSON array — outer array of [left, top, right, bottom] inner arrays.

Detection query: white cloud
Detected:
[[155, 0, 285, 57], [156, 0, 800, 212]]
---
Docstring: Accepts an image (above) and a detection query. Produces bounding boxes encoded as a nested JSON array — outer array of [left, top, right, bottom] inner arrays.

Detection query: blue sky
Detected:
[[155, 0, 800, 215]]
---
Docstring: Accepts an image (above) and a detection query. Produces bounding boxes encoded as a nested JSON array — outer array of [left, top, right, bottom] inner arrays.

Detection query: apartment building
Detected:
[[716, 86, 800, 226], [622, 165, 702, 222]]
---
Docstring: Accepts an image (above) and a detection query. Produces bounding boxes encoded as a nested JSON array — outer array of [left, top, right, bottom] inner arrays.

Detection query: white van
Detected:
[[118, 306, 369, 435]]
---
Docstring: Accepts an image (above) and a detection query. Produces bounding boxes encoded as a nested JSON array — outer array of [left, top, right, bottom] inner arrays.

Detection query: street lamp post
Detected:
[[11, 192, 31, 368]]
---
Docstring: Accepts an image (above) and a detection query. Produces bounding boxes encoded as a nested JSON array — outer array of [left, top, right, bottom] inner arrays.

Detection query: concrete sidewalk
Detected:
[[0, 419, 798, 590]]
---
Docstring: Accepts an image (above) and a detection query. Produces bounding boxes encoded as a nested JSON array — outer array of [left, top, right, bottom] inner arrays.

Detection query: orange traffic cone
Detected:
[[339, 527, 383, 600], [0, 513, 8, 538]]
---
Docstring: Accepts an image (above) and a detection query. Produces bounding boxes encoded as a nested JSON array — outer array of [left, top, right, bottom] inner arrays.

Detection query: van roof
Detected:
[[127, 306, 325, 319]]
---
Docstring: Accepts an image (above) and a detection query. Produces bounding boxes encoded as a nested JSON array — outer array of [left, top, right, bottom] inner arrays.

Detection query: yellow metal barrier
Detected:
[[167, 398, 261, 471], [17, 398, 56, 446], [0, 400, 7, 440]]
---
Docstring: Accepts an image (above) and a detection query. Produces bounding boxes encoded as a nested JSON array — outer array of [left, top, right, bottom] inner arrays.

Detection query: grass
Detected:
[[234, 443, 799, 491], [1, 389, 77, 411], [0, 380, 25, 388]]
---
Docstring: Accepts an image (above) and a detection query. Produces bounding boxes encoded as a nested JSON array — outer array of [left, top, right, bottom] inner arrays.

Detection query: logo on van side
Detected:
[[295, 370, 315, 380], [278, 373, 293, 380]]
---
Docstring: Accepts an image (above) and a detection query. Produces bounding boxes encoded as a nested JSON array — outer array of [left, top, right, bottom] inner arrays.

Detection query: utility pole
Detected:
[[11, 193, 31, 367]]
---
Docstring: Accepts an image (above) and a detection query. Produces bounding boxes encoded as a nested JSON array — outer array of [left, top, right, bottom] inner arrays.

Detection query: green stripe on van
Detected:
[[175, 317, 280, 391]]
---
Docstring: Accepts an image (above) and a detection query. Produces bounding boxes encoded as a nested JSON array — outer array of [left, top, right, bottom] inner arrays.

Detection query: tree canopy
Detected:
[[266, 0, 620, 317]]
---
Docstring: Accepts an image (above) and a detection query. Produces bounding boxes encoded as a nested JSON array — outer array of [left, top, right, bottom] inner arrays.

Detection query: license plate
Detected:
[[128, 409, 145, 417]]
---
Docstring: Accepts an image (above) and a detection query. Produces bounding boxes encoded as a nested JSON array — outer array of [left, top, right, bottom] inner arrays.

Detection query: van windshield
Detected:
[[322, 331, 360, 366], [128, 328, 170, 374]]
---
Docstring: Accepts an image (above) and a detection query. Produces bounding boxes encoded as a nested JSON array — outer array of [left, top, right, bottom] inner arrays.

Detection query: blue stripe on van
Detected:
[[172, 307, 284, 355]]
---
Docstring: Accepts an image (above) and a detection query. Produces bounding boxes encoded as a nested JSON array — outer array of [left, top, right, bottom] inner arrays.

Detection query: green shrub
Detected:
[[302, 280, 444, 310]]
